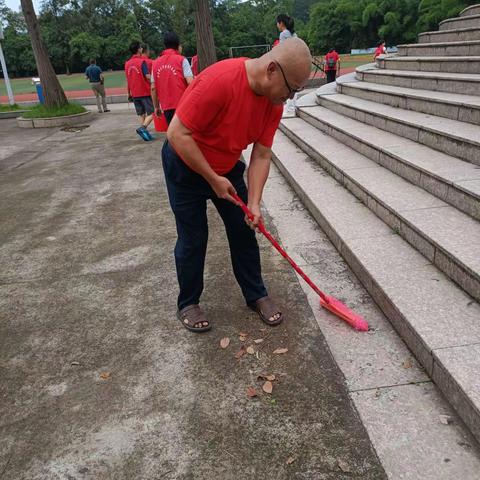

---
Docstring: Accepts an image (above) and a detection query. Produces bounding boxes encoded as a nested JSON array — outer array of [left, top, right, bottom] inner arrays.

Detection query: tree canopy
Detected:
[[0, 0, 478, 78]]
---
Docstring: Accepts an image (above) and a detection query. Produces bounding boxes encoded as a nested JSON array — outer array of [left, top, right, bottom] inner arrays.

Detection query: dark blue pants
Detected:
[[162, 141, 268, 310]]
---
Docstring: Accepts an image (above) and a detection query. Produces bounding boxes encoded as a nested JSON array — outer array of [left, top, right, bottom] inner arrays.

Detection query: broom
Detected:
[[233, 194, 369, 331]]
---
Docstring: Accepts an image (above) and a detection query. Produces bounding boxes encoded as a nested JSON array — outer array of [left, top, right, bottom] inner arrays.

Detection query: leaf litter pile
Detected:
[[218, 327, 290, 402]]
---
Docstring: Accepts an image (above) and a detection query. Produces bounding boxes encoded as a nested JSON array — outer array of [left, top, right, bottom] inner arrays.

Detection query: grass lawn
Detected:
[[21, 102, 86, 118], [0, 103, 30, 112], [0, 70, 126, 96]]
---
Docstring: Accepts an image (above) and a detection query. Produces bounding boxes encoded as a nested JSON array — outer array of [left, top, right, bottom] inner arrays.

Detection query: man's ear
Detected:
[[266, 61, 276, 79]]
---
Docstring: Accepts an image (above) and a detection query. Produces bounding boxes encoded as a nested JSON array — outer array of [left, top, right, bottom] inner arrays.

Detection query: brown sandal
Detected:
[[248, 296, 283, 326], [177, 305, 211, 333]]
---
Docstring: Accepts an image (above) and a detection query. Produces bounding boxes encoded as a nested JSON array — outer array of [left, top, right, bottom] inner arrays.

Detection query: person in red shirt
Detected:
[[373, 41, 387, 60], [151, 32, 194, 125], [163, 37, 312, 332], [324, 48, 340, 84], [125, 41, 154, 141]]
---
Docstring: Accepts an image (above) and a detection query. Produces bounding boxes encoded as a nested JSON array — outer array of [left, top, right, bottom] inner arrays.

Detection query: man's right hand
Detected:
[[210, 175, 238, 204]]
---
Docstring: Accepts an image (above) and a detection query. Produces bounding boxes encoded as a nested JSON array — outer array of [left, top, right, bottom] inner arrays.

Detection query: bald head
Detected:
[[266, 37, 312, 84], [245, 37, 312, 104]]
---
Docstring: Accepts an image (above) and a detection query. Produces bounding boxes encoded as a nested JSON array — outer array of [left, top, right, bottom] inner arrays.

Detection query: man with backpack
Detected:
[[324, 48, 340, 84], [125, 41, 154, 141]]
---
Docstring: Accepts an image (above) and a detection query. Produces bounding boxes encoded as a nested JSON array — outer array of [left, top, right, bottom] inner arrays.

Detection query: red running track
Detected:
[[1, 68, 355, 103]]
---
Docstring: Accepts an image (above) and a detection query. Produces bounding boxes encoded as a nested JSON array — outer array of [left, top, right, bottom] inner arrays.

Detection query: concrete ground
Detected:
[[0, 113, 387, 479]]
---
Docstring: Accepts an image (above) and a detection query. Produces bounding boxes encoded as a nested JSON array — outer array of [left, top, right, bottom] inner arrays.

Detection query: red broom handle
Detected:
[[232, 194, 329, 303]]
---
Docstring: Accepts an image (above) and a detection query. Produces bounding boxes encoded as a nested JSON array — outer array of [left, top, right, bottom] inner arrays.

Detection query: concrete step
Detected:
[[296, 103, 480, 220], [460, 5, 480, 17], [398, 40, 480, 57], [283, 110, 480, 301], [337, 79, 480, 125], [356, 67, 480, 95], [377, 55, 480, 74], [316, 92, 480, 166], [271, 126, 480, 444], [439, 14, 480, 31], [418, 26, 480, 43]]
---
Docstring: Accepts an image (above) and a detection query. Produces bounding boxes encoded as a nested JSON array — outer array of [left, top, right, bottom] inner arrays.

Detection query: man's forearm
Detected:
[[151, 86, 158, 109], [247, 151, 270, 206]]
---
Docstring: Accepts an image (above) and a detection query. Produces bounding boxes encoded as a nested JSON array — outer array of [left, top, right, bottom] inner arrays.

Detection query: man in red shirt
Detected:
[[151, 32, 194, 125], [163, 38, 312, 332], [125, 41, 154, 141], [324, 48, 340, 84]]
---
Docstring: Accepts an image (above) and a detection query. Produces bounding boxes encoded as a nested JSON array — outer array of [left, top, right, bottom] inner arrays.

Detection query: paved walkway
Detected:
[[0, 113, 386, 478]]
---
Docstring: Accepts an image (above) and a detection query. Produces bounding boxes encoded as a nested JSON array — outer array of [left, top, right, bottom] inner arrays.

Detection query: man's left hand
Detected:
[[245, 203, 263, 230]]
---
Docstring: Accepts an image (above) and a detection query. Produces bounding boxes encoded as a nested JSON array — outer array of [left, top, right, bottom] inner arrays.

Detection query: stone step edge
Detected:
[[270, 129, 480, 445], [282, 113, 480, 303], [419, 26, 480, 37], [440, 14, 480, 28], [380, 55, 480, 62], [317, 94, 480, 167], [398, 39, 480, 48], [460, 5, 480, 17], [299, 101, 480, 220], [356, 67, 480, 81], [339, 80, 480, 113]]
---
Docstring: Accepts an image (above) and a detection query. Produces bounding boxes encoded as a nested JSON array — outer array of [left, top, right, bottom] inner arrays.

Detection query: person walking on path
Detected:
[[151, 32, 194, 126], [324, 48, 340, 83], [163, 38, 311, 332], [142, 44, 154, 73], [85, 59, 110, 113], [125, 41, 154, 141]]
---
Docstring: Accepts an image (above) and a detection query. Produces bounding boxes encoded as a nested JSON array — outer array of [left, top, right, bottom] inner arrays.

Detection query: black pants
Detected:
[[326, 70, 337, 83], [164, 109, 175, 125], [162, 141, 267, 310]]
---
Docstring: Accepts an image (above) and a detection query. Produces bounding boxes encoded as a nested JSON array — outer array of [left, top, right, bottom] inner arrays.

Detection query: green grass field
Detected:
[[1, 54, 372, 97], [0, 70, 127, 96]]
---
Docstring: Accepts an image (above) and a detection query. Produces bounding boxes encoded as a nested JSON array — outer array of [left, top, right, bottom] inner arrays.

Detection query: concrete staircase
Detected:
[[272, 5, 480, 444]]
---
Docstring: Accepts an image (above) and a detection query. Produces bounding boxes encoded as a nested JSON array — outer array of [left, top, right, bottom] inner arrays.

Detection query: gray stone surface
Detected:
[[418, 26, 480, 43], [398, 40, 480, 57], [439, 14, 480, 31], [271, 128, 480, 444], [0, 116, 389, 479], [318, 93, 480, 165], [358, 68, 480, 95], [380, 55, 480, 74], [261, 162, 480, 478], [461, 5, 480, 17], [352, 383, 480, 480]]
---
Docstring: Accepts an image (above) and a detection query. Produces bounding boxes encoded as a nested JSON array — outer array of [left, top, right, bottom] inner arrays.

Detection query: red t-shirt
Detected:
[[374, 46, 386, 59], [175, 58, 283, 175], [324, 51, 340, 71]]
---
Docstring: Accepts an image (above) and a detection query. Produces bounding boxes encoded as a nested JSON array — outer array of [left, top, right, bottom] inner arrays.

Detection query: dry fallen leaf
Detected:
[[239, 335, 247, 342], [253, 338, 264, 344], [402, 359, 413, 369], [235, 346, 247, 359], [220, 337, 230, 349], [100, 372, 111, 380], [273, 347, 289, 355], [246, 346, 255, 355], [286, 457, 295, 465], [246, 386, 257, 398], [262, 381, 273, 394], [266, 374, 276, 381]]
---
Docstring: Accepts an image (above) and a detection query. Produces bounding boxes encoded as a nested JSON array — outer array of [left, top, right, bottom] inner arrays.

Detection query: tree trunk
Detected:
[[20, 0, 67, 107], [194, 0, 217, 72]]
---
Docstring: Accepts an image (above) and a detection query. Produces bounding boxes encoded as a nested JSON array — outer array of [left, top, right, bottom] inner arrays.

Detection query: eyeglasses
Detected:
[[275, 61, 303, 98]]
